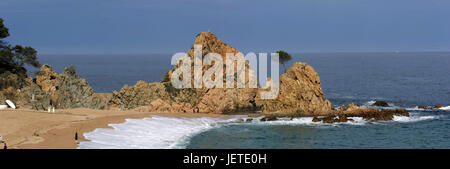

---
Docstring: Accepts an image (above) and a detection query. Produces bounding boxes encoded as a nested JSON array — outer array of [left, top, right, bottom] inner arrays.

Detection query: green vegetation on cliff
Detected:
[[0, 18, 41, 89]]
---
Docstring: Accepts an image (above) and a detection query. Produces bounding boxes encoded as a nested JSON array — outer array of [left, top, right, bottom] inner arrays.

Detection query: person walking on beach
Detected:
[[193, 108, 196, 113], [74, 132, 78, 144], [3, 143, 7, 149], [196, 107, 199, 113]]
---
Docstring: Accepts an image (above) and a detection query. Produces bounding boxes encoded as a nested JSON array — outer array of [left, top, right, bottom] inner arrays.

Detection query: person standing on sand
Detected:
[[193, 108, 196, 113], [75, 132, 78, 144], [3, 143, 7, 149], [196, 107, 199, 113]]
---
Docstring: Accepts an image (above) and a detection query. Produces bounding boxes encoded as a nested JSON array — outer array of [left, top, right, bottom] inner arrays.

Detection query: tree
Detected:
[[276, 50, 292, 73], [0, 18, 41, 77]]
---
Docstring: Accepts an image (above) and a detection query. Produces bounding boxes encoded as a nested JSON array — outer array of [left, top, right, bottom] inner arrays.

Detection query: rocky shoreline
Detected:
[[0, 32, 418, 123]]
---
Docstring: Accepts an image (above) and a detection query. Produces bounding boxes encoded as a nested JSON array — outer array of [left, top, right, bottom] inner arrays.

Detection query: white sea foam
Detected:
[[405, 106, 425, 111], [392, 115, 438, 123], [439, 106, 450, 111], [79, 111, 440, 149], [258, 117, 317, 125], [78, 116, 233, 149], [365, 100, 376, 106]]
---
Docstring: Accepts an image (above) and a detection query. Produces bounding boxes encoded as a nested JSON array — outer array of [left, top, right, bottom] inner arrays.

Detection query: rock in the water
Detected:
[[342, 105, 409, 121], [312, 116, 321, 122], [434, 104, 443, 109], [372, 101, 390, 107], [260, 115, 278, 121], [311, 103, 410, 123], [260, 62, 333, 115], [418, 105, 427, 109], [312, 115, 353, 123]]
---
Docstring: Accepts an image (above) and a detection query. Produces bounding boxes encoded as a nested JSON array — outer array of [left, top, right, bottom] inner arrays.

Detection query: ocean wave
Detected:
[[78, 116, 232, 149], [439, 106, 450, 111], [392, 115, 438, 123], [405, 106, 425, 111], [365, 100, 376, 106], [363, 100, 398, 108], [79, 112, 440, 149], [248, 116, 369, 126]]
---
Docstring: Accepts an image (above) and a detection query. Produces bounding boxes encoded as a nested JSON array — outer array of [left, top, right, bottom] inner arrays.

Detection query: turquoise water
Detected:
[[39, 52, 450, 149]]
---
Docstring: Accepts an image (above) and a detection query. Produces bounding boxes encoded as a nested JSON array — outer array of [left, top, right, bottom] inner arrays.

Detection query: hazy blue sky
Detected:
[[0, 0, 449, 54]]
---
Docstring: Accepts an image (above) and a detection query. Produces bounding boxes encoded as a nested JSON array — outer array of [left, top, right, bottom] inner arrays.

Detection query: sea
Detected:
[[32, 52, 450, 149]]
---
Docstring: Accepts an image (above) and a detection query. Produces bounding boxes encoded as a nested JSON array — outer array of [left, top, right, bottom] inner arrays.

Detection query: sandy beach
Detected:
[[0, 108, 226, 149]]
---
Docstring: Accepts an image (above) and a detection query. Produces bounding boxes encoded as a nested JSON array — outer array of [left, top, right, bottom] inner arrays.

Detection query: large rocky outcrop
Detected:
[[1, 64, 108, 110], [0, 72, 52, 109], [112, 32, 259, 113], [109, 32, 409, 120], [35, 65, 106, 109], [110, 81, 171, 109], [260, 62, 333, 115], [170, 32, 258, 113]]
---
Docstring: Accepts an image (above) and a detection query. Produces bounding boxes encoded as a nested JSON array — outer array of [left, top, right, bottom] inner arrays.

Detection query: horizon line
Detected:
[[38, 50, 450, 56]]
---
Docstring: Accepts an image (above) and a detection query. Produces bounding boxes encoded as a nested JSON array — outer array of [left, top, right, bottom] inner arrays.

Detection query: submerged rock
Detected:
[[418, 105, 427, 109], [311, 107, 409, 123], [372, 101, 390, 107], [260, 115, 278, 122], [342, 104, 409, 121], [312, 114, 354, 123], [434, 104, 443, 109]]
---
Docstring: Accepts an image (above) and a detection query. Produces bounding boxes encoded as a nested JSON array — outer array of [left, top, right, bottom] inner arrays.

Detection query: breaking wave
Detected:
[[78, 116, 237, 149], [439, 106, 450, 111], [392, 115, 438, 123], [78, 112, 440, 149]]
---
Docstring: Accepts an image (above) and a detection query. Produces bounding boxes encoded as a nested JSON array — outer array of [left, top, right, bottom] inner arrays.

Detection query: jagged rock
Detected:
[[311, 106, 409, 123], [0, 74, 51, 110], [113, 32, 258, 113], [35, 65, 105, 109], [20, 77, 52, 110], [110, 81, 170, 110], [1, 65, 106, 110], [36, 64, 59, 97], [340, 104, 409, 121], [196, 88, 258, 113], [260, 62, 333, 115], [174, 32, 258, 114], [372, 101, 390, 107]]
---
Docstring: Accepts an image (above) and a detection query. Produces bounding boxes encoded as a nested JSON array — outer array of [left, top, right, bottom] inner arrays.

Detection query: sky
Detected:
[[0, 0, 449, 54]]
